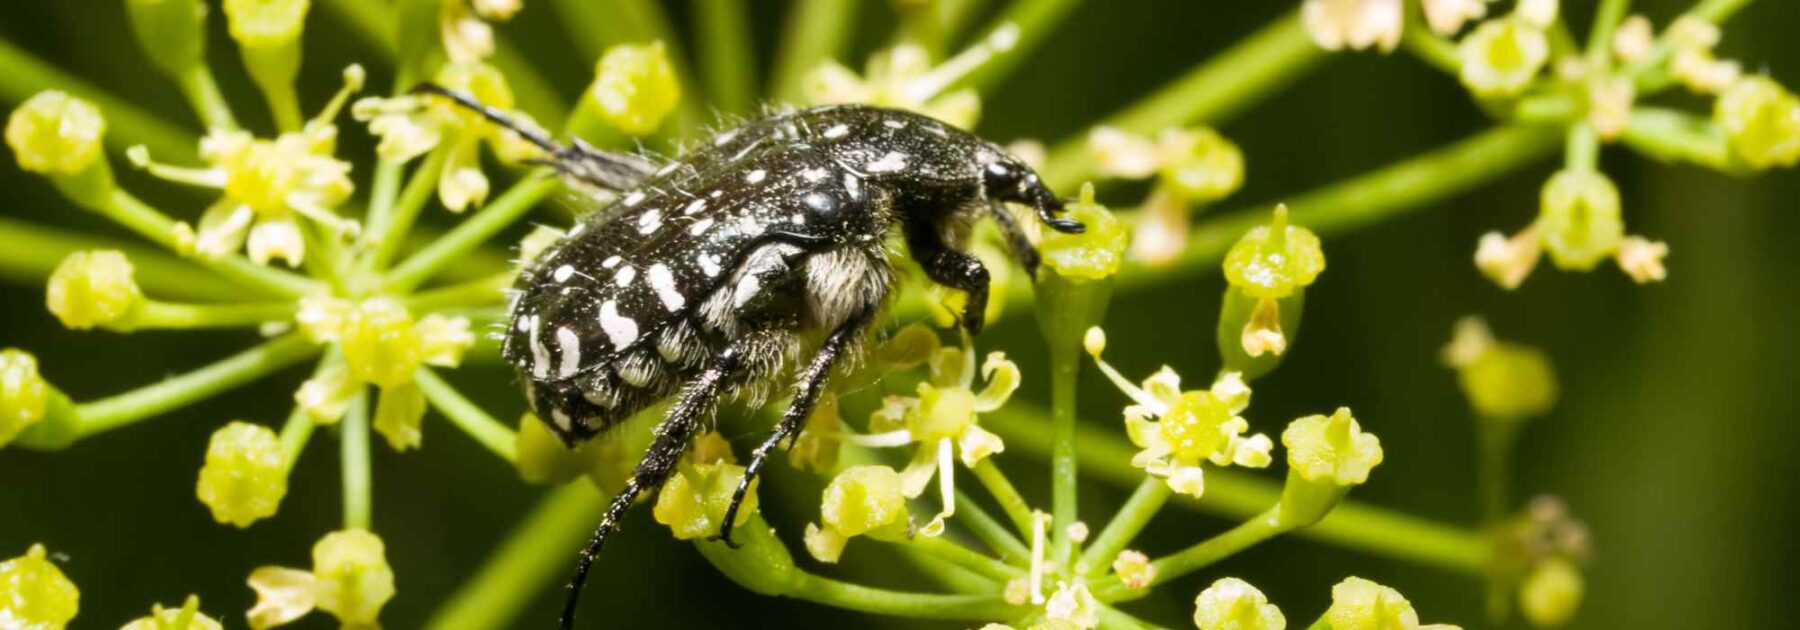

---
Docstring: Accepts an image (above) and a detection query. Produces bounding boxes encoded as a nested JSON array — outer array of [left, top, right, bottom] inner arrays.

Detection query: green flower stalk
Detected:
[[222, 0, 310, 131], [0, 544, 80, 628]]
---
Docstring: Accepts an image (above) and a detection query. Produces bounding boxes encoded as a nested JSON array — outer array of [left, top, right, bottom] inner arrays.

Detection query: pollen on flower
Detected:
[[196, 421, 288, 527], [1110, 550, 1155, 590], [6, 91, 106, 176], [591, 41, 683, 136], [1302, 0, 1403, 53], [0, 543, 80, 628], [1282, 408, 1382, 486], [46, 250, 142, 330], [1458, 18, 1550, 99], [1193, 577, 1285, 630]]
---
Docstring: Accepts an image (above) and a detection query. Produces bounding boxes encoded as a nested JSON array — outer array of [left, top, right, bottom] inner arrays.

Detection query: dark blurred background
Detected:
[[2, 0, 1796, 627]]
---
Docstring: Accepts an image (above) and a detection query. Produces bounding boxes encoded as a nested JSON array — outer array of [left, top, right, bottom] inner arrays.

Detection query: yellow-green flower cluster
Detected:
[[1475, 170, 1668, 289], [1088, 126, 1245, 264], [248, 529, 395, 629], [1716, 76, 1800, 171], [195, 421, 288, 527], [653, 432, 761, 540], [1457, 17, 1550, 99], [1088, 327, 1271, 500], [589, 41, 683, 137], [5, 91, 113, 208], [1038, 183, 1127, 281], [355, 61, 544, 213], [1193, 577, 1285, 630], [803, 465, 910, 563], [296, 296, 474, 449], [0, 544, 80, 628], [1221, 205, 1324, 362], [804, 23, 1020, 129]]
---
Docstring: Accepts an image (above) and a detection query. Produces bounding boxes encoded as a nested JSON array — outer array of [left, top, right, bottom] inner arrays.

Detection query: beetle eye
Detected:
[[983, 162, 1018, 195]]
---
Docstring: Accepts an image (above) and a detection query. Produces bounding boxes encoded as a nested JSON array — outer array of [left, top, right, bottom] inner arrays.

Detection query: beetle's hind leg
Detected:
[[712, 307, 875, 548], [560, 346, 745, 630]]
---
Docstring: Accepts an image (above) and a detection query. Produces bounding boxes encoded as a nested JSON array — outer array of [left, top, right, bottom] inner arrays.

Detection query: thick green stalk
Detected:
[[0, 38, 194, 159], [175, 66, 238, 130], [961, 0, 1087, 93], [367, 149, 449, 271], [693, 0, 757, 114], [1622, 107, 1734, 171], [416, 368, 518, 463], [984, 405, 1489, 575], [0, 216, 238, 301], [71, 334, 319, 439], [124, 300, 296, 331], [385, 176, 560, 291], [1091, 508, 1290, 602], [898, 535, 1025, 581], [972, 458, 1038, 539], [342, 389, 373, 529], [768, 0, 861, 102], [1049, 341, 1081, 569], [786, 574, 1023, 620], [282, 353, 342, 470], [1039, 12, 1324, 190], [406, 272, 513, 312], [1477, 418, 1520, 621], [426, 483, 610, 630], [955, 489, 1033, 562], [1079, 478, 1171, 575], [1586, 0, 1633, 67]]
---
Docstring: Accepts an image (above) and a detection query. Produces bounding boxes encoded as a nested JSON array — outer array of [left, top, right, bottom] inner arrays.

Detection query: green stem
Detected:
[[0, 216, 238, 301], [1402, 27, 1461, 75], [282, 353, 341, 470], [72, 334, 318, 439], [1091, 508, 1290, 602], [1049, 341, 1080, 569], [1566, 122, 1600, 172], [1477, 418, 1519, 621], [175, 66, 238, 130], [984, 405, 1489, 575], [121, 300, 296, 331], [406, 272, 513, 312], [972, 459, 1037, 539], [955, 489, 1033, 562], [1586, 0, 1633, 67], [1079, 478, 1170, 575], [897, 535, 1024, 581], [384, 176, 560, 291], [787, 573, 1023, 620], [1621, 107, 1735, 171], [319, 0, 398, 56], [105, 190, 324, 298], [262, 80, 304, 133], [1039, 11, 1324, 190], [692, 0, 757, 114], [1098, 602, 1170, 630], [961, 0, 1087, 93], [368, 149, 449, 271], [0, 37, 195, 159], [342, 388, 373, 529], [363, 159, 406, 245], [426, 483, 610, 630], [768, 0, 861, 102], [415, 368, 518, 463]]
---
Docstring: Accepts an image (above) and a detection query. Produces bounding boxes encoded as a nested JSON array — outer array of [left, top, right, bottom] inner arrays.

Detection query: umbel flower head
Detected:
[[354, 60, 546, 213], [1087, 327, 1272, 499], [195, 421, 289, 527], [247, 529, 396, 629], [129, 66, 366, 266], [1193, 577, 1285, 630], [0, 543, 81, 627], [296, 296, 474, 449], [653, 432, 761, 540], [1475, 170, 1667, 288], [805, 23, 1020, 129]]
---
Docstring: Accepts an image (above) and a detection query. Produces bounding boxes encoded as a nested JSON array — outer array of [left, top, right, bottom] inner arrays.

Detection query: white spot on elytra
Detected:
[[555, 326, 581, 378], [655, 162, 680, 176], [598, 300, 638, 350], [883, 119, 906, 129], [746, 169, 767, 184], [824, 124, 849, 139], [683, 199, 708, 215], [733, 275, 762, 308], [736, 216, 766, 236], [689, 218, 715, 235], [844, 174, 862, 198], [710, 190, 723, 198], [528, 316, 550, 379], [552, 265, 574, 283], [568, 223, 586, 237], [791, 213, 806, 225], [602, 255, 622, 268], [866, 151, 908, 173], [623, 191, 645, 206], [637, 210, 663, 234], [697, 254, 722, 277], [714, 130, 739, 146], [614, 266, 636, 287], [647, 264, 685, 311], [802, 168, 828, 182]]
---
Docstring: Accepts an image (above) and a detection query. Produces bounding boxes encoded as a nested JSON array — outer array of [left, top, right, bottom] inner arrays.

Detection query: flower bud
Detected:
[[1614, 236, 1668, 284], [196, 421, 288, 527], [372, 381, 426, 451], [223, 0, 308, 101], [1612, 16, 1654, 65], [1459, 18, 1550, 99], [1450, 329, 1557, 421], [121, 595, 223, 630], [653, 461, 759, 540], [6, 91, 114, 208], [1325, 577, 1420, 630], [1111, 550, 1155, 590], [1279, 408, 1382, 527], [515, 413, 595, 484], [1, 349, 51, 448], [590, 41, 682, 136], [341, 298, 421, 389], [1537, 170, 1623, 270], [1039, 183, 1127, 281], [1714, 76, 1800, 171], [1519, 557, 1583, 627], [1474, 227, 1543, 290], [1044, 580, 1101, 629], [1158, 127, 1245, 203], [0, 544, 79, 627], [46, 250, 142, 330], [1193, 577, 1285, 630], [127, 0, 208, 78], [821, 465, 908, 538], [310, 529, 396, 626]]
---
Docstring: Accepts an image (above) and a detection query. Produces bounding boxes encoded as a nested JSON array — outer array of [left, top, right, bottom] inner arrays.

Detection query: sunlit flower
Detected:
[[1111, 550, 1155, 590], [1283, 407, 1382, 487], [804, 23, 1020, 128], [0, 543, 80, 628], [1088, 127, 1244, 264], [1587, 77, 1635, 141], [355, 61, 546, 212], [6, 91, 106, 177], [295, 296, 473, 448], [1422, 0, 1485, 36], [247, 529, 395, 629], [1043, 580, 1100, 629], [1611, 15, 1654, 65], [803, 465, 909, 563], [1221, 205, 1325, 358], [1324, 577, 1423, 630], [1613, 236, 1668, 284], [1302, 0, 1403, 53], [130, 66, 365, 266], [1193, 577, 1285, 630], [121, 595, 223, 630], [441, 0, 523, 63], [1714, 75, 1800, 170], [45, 250, 142, 330], [1087, 328, 1270, 499], [1458, 18, 1550, 99], [590, 41, 684, 137], [196, 421, 289, 527], [1474, 225, 1543, 290], [1667, 16, 1739, 95], [1537, 170, 1623, 271]]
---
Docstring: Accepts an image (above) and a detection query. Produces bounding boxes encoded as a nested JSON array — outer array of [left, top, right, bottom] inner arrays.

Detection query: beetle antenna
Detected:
[[411, 82, 563, 155]]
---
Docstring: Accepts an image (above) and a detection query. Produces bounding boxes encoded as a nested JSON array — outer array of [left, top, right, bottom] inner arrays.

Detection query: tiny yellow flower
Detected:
[[1515, 0, 1558, 30], [1715, 75, 1800, 170], [341, 297, 424, 389], [1537, 170, 1624, 271], [1302, 0, 1403, 53], [1223, 205, 1325, 300], [590, 41, 683, 137], [1458, 18, 1550, 99], [1325, 577, 1421, 630], [1611, 15, 1654, 65], [196, 421, 288, 527], [0, 544, 80, 628], [264, 529, 396, 628], [1422, 0, 1485, 36], [121, 595, 223, 630], [355, 62, 544, 212], [222, 0, 308, 49], [1473, 226, 1543, 290], [1043, 580, 1101, 629], [1091, 340, 1269, 499], [1587, 77, 1635, 142], [1111, 550, 1156, 590], [6, 91, 106, 177], [441, 0, 522, 63], [1193, 577, 1286, 630], [1039, 183, 1127, 281], [1613, 236, 1669, 284], [1519, 557, 1584, 628], [804, 465, 908, 563], [804, 24, 1020, 129], [1443, 318, 1558, 421], [45, 250, 142, 330], [1283, 408, 1382, 486], [653, 459, 759, 541], [0, 349, 50, 448]]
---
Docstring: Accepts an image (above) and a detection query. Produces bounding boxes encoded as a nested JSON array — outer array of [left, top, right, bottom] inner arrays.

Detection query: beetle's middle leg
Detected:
[[906, 222, 991, 334], [711, 307, 874, 547]]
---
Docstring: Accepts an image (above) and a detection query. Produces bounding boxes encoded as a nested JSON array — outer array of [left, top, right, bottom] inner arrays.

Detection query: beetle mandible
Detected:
[[415, 84, 1083, 628]]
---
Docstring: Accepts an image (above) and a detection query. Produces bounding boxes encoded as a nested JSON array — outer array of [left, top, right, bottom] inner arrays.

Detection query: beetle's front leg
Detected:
[[906, 223, 991, 334]]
